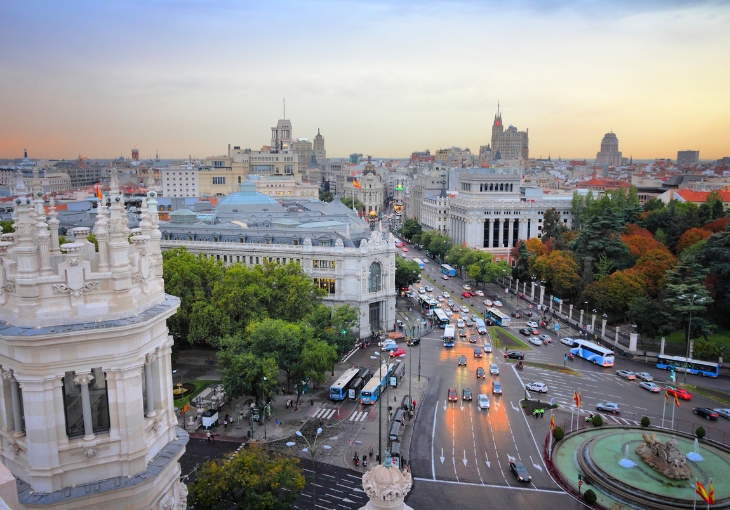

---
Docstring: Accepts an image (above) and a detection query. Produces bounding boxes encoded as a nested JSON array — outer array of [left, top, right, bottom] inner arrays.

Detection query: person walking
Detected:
[[207, 431, 212, 443], [275, 418, 280, 428], [368, 445, 374, 458], [224, 417, 228, 429]]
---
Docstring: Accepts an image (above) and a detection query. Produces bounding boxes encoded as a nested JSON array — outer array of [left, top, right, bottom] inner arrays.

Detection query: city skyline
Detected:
[[1, 0, 729, 160]]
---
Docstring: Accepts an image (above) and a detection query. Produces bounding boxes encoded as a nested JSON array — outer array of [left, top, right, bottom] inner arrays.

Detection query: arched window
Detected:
[[368, 262, 382, 292]]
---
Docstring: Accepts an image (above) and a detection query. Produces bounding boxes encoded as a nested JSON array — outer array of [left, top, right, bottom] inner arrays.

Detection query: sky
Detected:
[[1, 0, 729, 161]]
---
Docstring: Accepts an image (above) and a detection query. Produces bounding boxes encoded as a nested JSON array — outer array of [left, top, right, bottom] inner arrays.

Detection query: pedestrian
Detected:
[[275, 419, 280, 428], [369, 445, 374, 458], [224, 418, 228, 429], [282, 387, 285, 395], [207, 431, 212, 443], [319, 418, 323, 428], [412, 399, 417, 409]]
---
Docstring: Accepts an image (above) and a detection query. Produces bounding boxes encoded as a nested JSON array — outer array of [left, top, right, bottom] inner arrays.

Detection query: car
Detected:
[[512, 310, 523, 318], [441, 274, 449, 280], [529, 327, 539, 335], [529, 337, 542, 346], [437, 295, 444, 302], [406, 337, 421, 346], [484, 342, 493, 353], [526, 321, 538, 328], [462, 291, 472, 298], [483, 299, 493, 307], [389, 347, 407, 358], [492, 381, 502, 395], [470, 313, 479, 321], [714, 408, 730, 420], [538, 334, 552, 344], [463, 284, 472, 291], [504, 351, 525, 360], [560, 337, 577, 346], [462, 388, 472, 401], [666, 387, 693, 400], [509, 460, 531, 482], [474, 347, 483, 358], [425, 286, 433, 292], [477, 367, 486, 379], [444, 309, 453, 317], [381, 340, 398, 351], [450, 304, 459, 312], [693, 408, 720, 420], [478, 394, 490, 410], [519, 328, 532, 336], [448, 387, 458, 401], [490, 363, 499, 375], [526, 382, 548, 393], [460, 306, 469, 313], [639, 381, 661, 392], [469, 334, 477, 344], [443, 292, 450, 298], [467, 290, 476, 297], [597, 402, 620, 413], [635, 372, 654, 382], [616, 370, 636, 380], [456, 319, 465, 328], [493, 300, 503, 307], [475, 290, 484, 297], [458, 355, 467, 366], [465, 319, 474, 327], [459, 329, 467, 338], [402, 247, 409, 252], [418, 287, 425, 294]]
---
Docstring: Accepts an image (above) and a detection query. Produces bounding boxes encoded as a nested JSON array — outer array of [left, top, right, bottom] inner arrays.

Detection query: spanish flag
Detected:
[[665, 390, 669, 406], [709, 479, 715, 504], [674, 391, 680, 408], [550, 413, 555, 431], [573, 391, 581, 408], [95, 186, 102, 200], [352, 179, 361, 189], [696, 480, 710, 504]]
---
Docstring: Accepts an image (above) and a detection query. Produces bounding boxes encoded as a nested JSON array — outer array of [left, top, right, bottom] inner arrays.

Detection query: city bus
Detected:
[[418, 295, 439, 313], [443, 325, 456, 347], [485, 307, 511, 327], [433, 308, 450, 328], [413, 258, 425, 270], [475, 318, 487, 334], [570, 340, 615, 367], [359, 363, 392, 404], [330, 367, 361, 401], [656, 355, 719, 378], [440, 264, 456, 277]]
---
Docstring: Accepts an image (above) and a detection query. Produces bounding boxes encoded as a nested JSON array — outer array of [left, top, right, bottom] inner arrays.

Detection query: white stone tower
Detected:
[[0, 170, 187, 509]]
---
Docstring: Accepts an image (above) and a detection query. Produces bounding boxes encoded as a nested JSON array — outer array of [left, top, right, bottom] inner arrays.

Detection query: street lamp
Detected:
[[370, 351, 388, 464], [678, 294, 705, 384], [295, 428, 331, 510], [419, 320, 425, 382]]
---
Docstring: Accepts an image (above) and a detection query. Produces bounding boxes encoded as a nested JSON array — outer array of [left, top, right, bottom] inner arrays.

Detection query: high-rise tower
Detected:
[[596, 132, 622, 166], [313, 128, 326, 164], [0, 170, 187, 509]]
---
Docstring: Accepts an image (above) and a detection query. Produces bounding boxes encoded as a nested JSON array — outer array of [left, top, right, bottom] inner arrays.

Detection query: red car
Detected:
[[462, 291, 471, 298], [470, 290, 478, 296], [448, 388, 458, 401], [666, 387, 692, 400], [389, 347, 406, 358]]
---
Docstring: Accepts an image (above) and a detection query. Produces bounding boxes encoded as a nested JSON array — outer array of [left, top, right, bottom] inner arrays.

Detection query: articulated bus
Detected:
[[330, 367, 361, 401], [570, 340, 615, 367], [656, 355, 719, 378], [413, 258, 425, 270], [418, 295, 439, 315], [440, 264, 456, 277], [443, 325, 456, 347], [485, 307, 511, 327], [359, 363, 392, 404], [433, 308, 450, 328]]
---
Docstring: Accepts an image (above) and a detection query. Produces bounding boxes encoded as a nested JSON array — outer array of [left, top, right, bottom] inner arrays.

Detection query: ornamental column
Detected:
[[488, 219, 494, 248], [507, 219, 514, 248], [497, 219, 504, 247], [74, 372, 96, 441], [2, 368, 24, 437], [145, 353, 157, 417]]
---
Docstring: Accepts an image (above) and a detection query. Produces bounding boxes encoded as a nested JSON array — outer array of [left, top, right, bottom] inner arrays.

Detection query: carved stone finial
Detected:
[[73, 372, 95, 386], [360, 453, 414, 510]]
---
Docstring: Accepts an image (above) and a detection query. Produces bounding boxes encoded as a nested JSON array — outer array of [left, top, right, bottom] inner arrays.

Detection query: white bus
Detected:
[[570, 340, 615, 367], [433, 308, 450, 328], [485, 307, 510, 327], [443, 325, 455, 347], [329, 367, 361, 401]]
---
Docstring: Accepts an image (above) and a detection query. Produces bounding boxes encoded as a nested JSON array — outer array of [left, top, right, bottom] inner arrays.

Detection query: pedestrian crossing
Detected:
[[349, 410, 370, 422], [312, 408, 337, 420], [310, 407, 370, 422]]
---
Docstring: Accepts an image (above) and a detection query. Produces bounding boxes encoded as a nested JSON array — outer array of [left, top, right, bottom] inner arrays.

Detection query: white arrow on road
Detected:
[[443, 400, 447, 411], [507, 454, 516, 463], [530, 455, 543, 472], [463, 450, 468, 466], [440, 448, 445, 464], [484, 451, 491, 468], [510, 401, 519, 411]]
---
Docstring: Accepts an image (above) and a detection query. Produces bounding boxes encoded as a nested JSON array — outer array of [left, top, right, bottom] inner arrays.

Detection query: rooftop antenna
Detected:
[[283, 98, 286, 119]]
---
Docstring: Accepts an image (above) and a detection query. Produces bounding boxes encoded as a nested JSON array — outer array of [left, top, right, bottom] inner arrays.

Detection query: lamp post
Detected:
[[294, 428, 331, 510], [678, 294, 705, 385], [419, 320, 425, 381], [370, 351, 388, 464]]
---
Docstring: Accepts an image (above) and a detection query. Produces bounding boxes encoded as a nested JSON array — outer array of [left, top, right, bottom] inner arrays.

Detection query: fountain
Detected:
[[172, 381, 193, 399], [619, 443, 636, 468], [687, 438, 703, 462]]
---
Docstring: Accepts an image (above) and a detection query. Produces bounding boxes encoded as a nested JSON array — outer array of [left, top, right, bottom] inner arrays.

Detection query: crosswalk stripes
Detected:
[[312, 408, 337, 420], [349, 410, 369, 422]]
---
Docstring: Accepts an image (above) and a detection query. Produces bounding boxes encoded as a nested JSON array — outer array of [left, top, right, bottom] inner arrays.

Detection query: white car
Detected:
[[714, 408, 730, 420], [490, 363, 499, 375], [484, 342, 493, 353], [560, 337, 577, 347], [437, 296, 444, 302], [597, 402, 620, 413], [456, 319, 465, 328], [493, 300, 503, 307], [526, 321, 538, 328], [483, 299, 493, 307], [475, 290, 484, 297], [529, 337, 542, 346], [639, 381, 661, 393], [444, 309, 453, 317], [635, 372, 653, 382], [526, 382, 548, 393], [443, 292, 450, 298], [418, 287, 425, 294], [460, 306, 469, 314], [463, 284, 472, 290], [538, 334, 552, 344], [478, 394, 490, 410]]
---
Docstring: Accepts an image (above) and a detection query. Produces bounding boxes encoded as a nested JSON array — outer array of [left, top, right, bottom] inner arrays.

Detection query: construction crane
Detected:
[[78, 155, 88, 168]]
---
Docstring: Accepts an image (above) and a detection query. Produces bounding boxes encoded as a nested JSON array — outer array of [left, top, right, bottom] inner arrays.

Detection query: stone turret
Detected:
[[360, 455, 414, 510]]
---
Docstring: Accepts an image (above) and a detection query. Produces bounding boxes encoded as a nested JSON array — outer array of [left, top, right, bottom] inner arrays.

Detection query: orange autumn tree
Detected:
[[524, 238, 549, 273], [703, 216, 729, 233], [583, 269, 646, 317], [676, 228, 712, 254], [634, 249, 677, 297], [532, 251, 581, 299]]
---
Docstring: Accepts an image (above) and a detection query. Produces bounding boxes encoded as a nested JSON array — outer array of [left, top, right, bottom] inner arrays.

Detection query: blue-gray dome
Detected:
[[214, 181, 284, 214]]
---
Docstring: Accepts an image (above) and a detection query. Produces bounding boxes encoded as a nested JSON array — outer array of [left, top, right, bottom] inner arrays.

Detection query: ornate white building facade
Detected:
[[0, 170, 187, 509]]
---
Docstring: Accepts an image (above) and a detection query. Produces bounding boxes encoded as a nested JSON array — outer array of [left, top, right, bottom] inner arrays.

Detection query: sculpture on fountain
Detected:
[[635, 433, 691, 480], [360, 454, 414, 510]]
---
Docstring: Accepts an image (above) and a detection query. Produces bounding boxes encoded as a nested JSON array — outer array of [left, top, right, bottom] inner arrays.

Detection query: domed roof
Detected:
[[215, 182, 284, 214]]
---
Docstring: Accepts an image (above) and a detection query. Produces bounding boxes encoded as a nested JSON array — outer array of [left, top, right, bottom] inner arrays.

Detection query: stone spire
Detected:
[[15, 168, 25, 194], [360, 454, 414, 510], [47, 196, 61, 255]]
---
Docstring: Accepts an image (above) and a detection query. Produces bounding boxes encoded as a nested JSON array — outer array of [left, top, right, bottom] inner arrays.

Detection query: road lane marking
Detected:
[[431, 399, 437, 480]]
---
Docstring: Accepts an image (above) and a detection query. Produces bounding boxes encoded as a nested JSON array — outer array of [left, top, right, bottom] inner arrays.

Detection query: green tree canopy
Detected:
[[319, 191, 334, 202], [399, 219, 422, 241], [395, 257, 420, 291], [217, 339, 280, 406], [188, 444, 305, 510]]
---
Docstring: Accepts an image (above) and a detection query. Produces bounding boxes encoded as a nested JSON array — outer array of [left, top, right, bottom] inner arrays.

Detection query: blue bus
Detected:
[[413, 258, 425, 269], [485, 307, 510, 327], [330, 367, 360, 401], [434, 308, 450, 328], [443, 325, 455, 347], [360, 363, 392, 404], [570, 340, 615, 367], [440, 264, 456, 277], [656, 355, 719, 378]]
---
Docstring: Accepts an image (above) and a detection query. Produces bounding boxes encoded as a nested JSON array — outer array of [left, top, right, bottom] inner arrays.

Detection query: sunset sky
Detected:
[[1, 0, 729, 161]]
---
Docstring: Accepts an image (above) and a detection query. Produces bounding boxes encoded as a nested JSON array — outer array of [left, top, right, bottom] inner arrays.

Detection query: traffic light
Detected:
[[670, 368, 676, 382]]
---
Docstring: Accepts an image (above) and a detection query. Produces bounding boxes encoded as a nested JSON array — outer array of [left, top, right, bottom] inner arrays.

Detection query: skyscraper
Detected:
[[313, 128, 326, 164], [490, 105, 529, 161], [596, 132, 623, 166]]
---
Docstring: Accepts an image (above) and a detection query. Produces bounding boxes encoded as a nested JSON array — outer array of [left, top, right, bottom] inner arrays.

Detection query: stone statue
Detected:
[[635, 433, 691, 480], [360, 454, 414, 510]]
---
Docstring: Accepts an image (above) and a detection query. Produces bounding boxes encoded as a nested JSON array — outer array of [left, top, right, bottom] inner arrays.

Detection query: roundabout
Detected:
[[551, 427, 730, 509]]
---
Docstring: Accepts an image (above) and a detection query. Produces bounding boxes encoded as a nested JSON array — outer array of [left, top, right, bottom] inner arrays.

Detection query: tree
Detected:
[[399, 219, 422, 241], [663, 260, 714, 343], [634, 249, 677, 297], [306, 303, 360, 359], [395, 257, 420, 291], [531, 251, 581, 299], [693, 338, 720, 361], [571, 208, 631, 272], [188, 444, 305, 510], [426, 233, 451, 261], [583, 269, 645, 318], [627, 296, 676, 340], [694, 231, 730, 327], [319, 191, 334, 202], [0, 220, 13, 234], [676, 228, 712, 254], [300, 339, 338, 397], [217, 337, 279, 406], [247, 319, 307, 391], [340, 196, 364, 212], [445, 245, 472, 277], [542, 208, 562, 239], [552, 426, 564, 441]]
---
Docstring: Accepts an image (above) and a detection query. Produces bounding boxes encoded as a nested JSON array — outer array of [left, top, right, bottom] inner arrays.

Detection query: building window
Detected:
[[62, 367, 111, 438], [368, 262, 383, 292], [314, 278, 336, 294], [313, 260, 336, 269]]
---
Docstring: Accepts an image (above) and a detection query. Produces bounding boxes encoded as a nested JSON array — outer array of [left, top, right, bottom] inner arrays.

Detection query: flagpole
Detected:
[[672, 400, 676, 430], [570, 407, 574, 433], [662, 396, 666, 428], [694, 479, 697, 510]]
